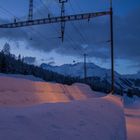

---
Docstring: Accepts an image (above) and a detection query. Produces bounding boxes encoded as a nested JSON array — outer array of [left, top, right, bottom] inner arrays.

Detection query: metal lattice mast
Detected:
[[59, 0, 68, 42], [28, 0, 33, 21]]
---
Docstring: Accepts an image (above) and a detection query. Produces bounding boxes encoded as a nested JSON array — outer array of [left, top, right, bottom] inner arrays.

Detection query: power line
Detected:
[[32, 2, 60, 41], [75, 0, 83, 13], [0, 3, 54, 44], [36, 0, 83, 49], [69, 1, 89, 45], [0, 5, 17, 18], [27, 1, 61, 43]]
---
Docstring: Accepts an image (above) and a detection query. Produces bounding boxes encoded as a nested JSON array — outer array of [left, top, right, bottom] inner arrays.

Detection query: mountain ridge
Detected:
[[41, 62, 122, 78], [41, 62, 140, 92]]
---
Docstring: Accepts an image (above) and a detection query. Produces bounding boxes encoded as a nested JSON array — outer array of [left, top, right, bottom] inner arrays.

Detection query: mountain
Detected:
[[41, 62, 114, 78], [41, 63, 140, 92], [123, 71, 140, 79]]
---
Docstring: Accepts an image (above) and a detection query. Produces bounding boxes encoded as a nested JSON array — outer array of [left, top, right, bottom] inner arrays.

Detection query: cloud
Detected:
[[47, 61, 55, 65], [40, 57, 55, 65], [0, 0, 139, 69], [46, 57, 55, 65], [127, 63, 140, 69], [24, 56, 36, 65], [114, 8, 140, 62]]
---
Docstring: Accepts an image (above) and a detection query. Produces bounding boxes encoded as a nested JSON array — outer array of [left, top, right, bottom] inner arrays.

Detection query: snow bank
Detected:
[[124, 97, 140, 140], [0, 76, 105, 106], [0, 75, 126, 140], [0, 73, 44, 81], [0, 96, 126, 140]]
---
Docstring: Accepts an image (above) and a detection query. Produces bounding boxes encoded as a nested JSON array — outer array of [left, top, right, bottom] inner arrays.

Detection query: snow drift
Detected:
[[124, 96, 140, 140], [0, 76, 104, 106], [0, 74, 127, 140]]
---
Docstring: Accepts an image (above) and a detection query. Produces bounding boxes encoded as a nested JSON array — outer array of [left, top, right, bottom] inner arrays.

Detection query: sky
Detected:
[[0, 0, 140, 74]]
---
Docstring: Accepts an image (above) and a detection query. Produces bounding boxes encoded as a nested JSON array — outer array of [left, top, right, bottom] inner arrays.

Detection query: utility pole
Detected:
[[84, 53, 87, 83], [110, 0, 115, 94], [105, 73, 109, 93]]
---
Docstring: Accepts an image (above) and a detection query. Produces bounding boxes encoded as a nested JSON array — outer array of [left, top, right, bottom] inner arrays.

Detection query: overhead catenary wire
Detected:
[[69, 0, 111, 47], [0, 1, 109, 51], [0, 2, 55, 44], [56, 0, 85, 56], [68, 1, 89, 45], [0, 5, 17, 18], [51, 1, 84, 57], [34, 0, 60, 33], [38, 0, 84, 55], [28, 0, 79, 52]]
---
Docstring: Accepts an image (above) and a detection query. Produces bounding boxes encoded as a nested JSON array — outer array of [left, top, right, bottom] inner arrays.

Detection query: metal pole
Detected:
[[84, 53, 87, 83], [110, 0, 115, 94]]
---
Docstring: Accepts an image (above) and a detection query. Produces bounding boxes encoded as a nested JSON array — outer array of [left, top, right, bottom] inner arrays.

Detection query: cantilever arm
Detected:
[[0, 11, 110, 28]]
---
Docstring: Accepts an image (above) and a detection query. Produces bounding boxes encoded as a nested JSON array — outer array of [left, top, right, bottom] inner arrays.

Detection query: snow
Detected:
[[0, 73, 44, 82], [41, 62, 111, 78], [124, 96, 140, 140], [41, 63, 139, 90], [0, 76, 105, 106], [124, 71, 140, 79], [0, 75, 127, 140]]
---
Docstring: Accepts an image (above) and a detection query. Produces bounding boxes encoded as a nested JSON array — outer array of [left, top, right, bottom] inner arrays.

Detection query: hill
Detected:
[[41, 63, 140, 95]]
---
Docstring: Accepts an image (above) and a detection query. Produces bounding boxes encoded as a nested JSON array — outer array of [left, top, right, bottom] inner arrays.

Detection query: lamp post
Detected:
[[110, 0, 115, 94]]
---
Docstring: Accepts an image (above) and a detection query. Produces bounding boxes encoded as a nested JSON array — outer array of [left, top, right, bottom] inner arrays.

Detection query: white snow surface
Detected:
[[41, 62, 114, 78], [0, 73, 44, 82], [41, 63, 139, 90], [124, 96, 140, 140], [124, 71, 140, 79], [0, 75, 126, 140], [0, 76, 104, 106]]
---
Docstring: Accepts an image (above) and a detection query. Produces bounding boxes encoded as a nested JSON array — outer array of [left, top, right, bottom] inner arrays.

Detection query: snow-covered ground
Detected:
[[0, 75, 127, 140], [0, 73, 44, 82], [124, 96, 140, 140], [0, 76, 104, 106]]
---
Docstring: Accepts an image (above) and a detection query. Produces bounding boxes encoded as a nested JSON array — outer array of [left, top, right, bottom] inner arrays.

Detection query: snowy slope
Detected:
[[41, 62, 111, 78], [123, 71, 140, 79], [0, 75, 126, 140], [0, 97, 126, 140], [124, 96, 140, 140], [41, 63, 137, 90], [0, 73, 44, 82], [41, 63, 140, 80], [0, 76, 105, 106]]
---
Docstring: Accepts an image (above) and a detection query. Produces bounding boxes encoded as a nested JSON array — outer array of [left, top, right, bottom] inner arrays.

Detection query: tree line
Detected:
[[0, 44, 79, 85]]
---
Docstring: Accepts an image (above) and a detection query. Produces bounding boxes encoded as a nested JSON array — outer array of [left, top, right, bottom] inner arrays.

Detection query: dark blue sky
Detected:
[[0, 0, 140, 74]]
